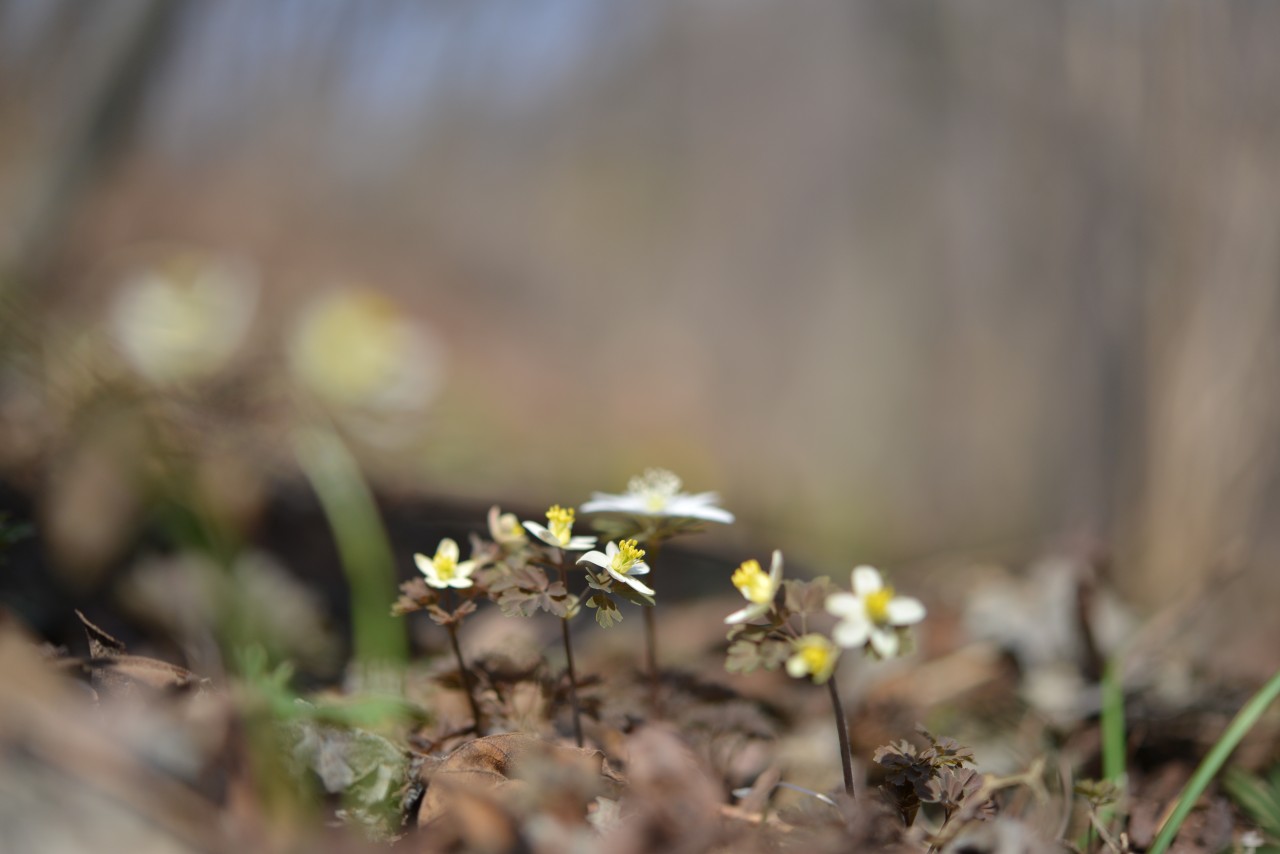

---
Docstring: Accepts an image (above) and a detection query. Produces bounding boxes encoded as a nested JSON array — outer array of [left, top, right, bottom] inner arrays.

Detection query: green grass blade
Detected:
[[294, 426, 407, 673], [1223, 767, 1280, 836], [1149, 667, 1280, 854]]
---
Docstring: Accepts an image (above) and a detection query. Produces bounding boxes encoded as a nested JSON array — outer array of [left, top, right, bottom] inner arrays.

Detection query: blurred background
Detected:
[[1, 0, 1279, 628]]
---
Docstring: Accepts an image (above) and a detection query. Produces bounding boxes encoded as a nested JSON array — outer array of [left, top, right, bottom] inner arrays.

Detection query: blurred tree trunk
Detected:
[[1, 0, 182, 290]]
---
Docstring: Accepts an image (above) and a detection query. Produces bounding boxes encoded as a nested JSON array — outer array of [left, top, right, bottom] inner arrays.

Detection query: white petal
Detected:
[[851, 565, 883, 596], [832, 616, 871, 649], [869, 627, 899, 658], [448, 576, 474, 589], [413, 553, 434, 575], [577, 550, 609, 568], [785, 654, 808, 679], [887, 597, 926, 626], [436, 538, 460, 561], [767, 550, 784, 584], [580, 494, 642, 514], [526, 523, 565, 548], [610, 568, 655, 596], [627, 561, 651, 576], [825, 591, 862, 618], [725, 603, 767, 625], [565, 535, 597, 551], [668, 496, 734, 523]]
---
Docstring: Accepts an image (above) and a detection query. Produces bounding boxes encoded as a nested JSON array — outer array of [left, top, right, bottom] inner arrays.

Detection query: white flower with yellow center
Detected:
[[725, 550, 783, 624], [287, 288, 442, 414], [825, 565, 926, 658], [414, 538, 478, 589], [786, 633, 840, 684], [487, 505, 528, 547], [577, 539, 654, 596], [523, 505, 596, 551], [580, 468, 734, 524]]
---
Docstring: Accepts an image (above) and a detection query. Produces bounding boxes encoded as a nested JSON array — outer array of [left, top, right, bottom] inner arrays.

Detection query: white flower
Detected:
[[580, 468, 734, 524], [825, 565, 926, 658], [487, 505, 528, 547], [414, 538, 477, 589], [577, 539, 654, 596], [725, 550, 783, 624], [110, 251, 257, 386], [785, 633, 840, 684], [522, 505, 596, 551], [287, 288, 443, 414]]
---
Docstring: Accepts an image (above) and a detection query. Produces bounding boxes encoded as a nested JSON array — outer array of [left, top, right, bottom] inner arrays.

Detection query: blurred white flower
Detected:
[[287, 288, 442, 414], [578, 539, 654, 596], [785, 633, 839, 684], [488, 505, 528, 547], [826, 565, 925, 658], [110, 252, 257, 385], [725, 550, 783, 624], [522, 505, 596, 551], [580, 468, 734, 523], [414, 538, 477, 589]]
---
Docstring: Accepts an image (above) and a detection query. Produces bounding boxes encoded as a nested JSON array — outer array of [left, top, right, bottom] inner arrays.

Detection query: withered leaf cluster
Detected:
[[873, 726, 981, 826]]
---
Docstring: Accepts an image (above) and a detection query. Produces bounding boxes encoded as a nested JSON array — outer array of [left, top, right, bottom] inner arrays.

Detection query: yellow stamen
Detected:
[[547, 505, 575, 545], [433, 551, 457, 581], [612, 539, 646, 574], [790, 634, 838, 683], [628, 468, 682, 511], [866, 586, 894, 624], [732, 559, 774, 605]]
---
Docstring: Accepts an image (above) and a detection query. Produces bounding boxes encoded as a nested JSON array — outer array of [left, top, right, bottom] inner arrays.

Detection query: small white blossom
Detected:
[[580, 468, 734, 523], [414, 538, 477, 589], [487, 505, 528, 547], [110, 252, 257, 386], [785, 634, 840, 684], [288, 288, 442, 414], [725, 550, 783, 624], [825, 565, 925, 658], [577, 539, 654, 596], [523, 505, 596, 551]]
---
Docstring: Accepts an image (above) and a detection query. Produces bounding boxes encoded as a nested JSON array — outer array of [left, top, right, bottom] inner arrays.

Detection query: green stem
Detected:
[[1149, 666, 1280, 854], [1101, 656, 1127, 785], [293, 426, 406, 674], [827, 673, 855, 797]]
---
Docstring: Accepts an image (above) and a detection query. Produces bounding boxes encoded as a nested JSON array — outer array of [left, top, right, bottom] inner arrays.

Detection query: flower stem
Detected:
[[445, 621, 483, 733], [643, 540, 663, 715], [561, 617, 584, 746], [827, 674, 855, 797], [557, 560, 584, 747]]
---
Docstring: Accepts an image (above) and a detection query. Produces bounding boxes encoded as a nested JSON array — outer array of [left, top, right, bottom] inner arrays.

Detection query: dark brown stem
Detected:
[[827, 674, 855, 797], [643, 540, 662, 715], [561, 617, 584, 746], [446, 621, 483, 733], [556, 560, 584, 747], [642, 604, 661, 715]]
